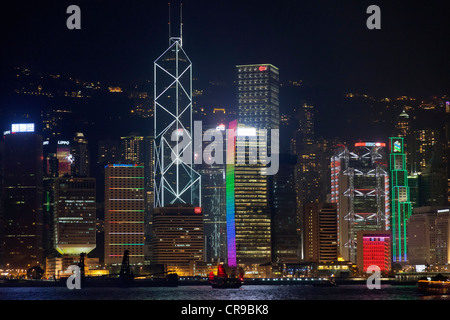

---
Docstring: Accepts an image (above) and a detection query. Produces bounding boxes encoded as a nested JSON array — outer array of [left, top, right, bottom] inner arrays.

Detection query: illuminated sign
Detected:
[[194, 207, 202, 214], [355, 142, 386, 147], [259, 66, 267, 71], [393, 140, 402, 153], [43, 141, 49, 145], [216, 124, 226, 131], [58, 141, 70, 145], [11, 123, 35, 133]]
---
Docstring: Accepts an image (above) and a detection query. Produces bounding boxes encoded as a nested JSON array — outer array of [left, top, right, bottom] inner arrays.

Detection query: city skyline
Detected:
[[0, 0, 449, 308]]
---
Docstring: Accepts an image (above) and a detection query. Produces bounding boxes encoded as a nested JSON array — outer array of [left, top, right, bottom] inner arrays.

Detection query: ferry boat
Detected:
[[208, 265, 243, 289], [418, 274, 450, 295], [312, 277, 338, 287]]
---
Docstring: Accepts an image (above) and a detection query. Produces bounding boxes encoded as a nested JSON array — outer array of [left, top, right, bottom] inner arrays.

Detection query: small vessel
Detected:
[[208, 265, 243, 289], [312, 277, 337, 287], [418, 274, 450, 295]]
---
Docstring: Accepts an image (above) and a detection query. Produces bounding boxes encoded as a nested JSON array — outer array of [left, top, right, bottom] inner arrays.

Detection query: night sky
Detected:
[[2, 0, 450, 98]]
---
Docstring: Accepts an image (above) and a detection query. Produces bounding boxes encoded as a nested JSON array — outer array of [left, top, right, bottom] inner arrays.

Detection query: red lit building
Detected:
[[357, 230, 391, 274]]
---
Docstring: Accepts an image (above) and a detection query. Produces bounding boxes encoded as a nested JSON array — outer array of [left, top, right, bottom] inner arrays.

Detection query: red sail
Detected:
[[208, 271, 215, 281], [217, 265, 228, 278]]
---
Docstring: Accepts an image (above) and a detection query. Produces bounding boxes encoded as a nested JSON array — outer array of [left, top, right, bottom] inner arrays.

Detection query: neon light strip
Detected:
[[109, 221, 144, 224], [109, 255, 144, 257], [226, 120, 237, 267], [109, 177, 144, 179], [109, 244, 144, 246], [109, 233, 145, 235], [109, 210, 145, 212]]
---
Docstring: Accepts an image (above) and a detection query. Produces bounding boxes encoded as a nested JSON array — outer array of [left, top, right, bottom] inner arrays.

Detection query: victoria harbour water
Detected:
[[0, 284, 447, 300]]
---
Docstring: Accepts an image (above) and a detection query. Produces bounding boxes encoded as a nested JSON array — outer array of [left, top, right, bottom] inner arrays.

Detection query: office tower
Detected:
[[2, 125, 44, 269], [420, 149, 447, 207], [389, 137, 412, 263], [200, 124, 227, 263], [331, 142, 389, 263], [98, 139, 120, 164], [57, 140, 72, 177], [303, 203, 338, 263], [71, 132, 90, 177], [54, 177, 96, 256], [40, 107, 73, 141], [120, 134, 154, 197], [226, 64, 280, 270], [395, 109, 411, 138], [407, 207, 450, 265], [153, 16, 201, 208], [356, 230, 391, 274], [236, 64, 280, 130], [120, 134, 145, 163], [104, 164, 145, 267], [412, 128, 440, 173], [152, 205, 204, 276], [271, 154, 300, 263]]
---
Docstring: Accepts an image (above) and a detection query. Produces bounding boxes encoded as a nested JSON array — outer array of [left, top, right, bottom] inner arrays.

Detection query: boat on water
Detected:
[[208, 265, 243, 289], [418, 274, 450, 295], [312, 277, 338, 287]]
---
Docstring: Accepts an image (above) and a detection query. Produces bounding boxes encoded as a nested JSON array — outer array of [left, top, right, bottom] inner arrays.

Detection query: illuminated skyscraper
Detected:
[[71, 132, 90, 177], [226, 64, 280, 269], [236, 64, 280, 130], [54, 177, 96, 256], [2, 125, 44, 269], [331, 142, 390, 263], [152, 205, 204, 276], [200, 124, 227, 263], [303, 203, 338, 263], [356, 230, 391, 274], [104, 164, 145, 267], [153, 9, 201, 208], [389, 137, 412, 263]]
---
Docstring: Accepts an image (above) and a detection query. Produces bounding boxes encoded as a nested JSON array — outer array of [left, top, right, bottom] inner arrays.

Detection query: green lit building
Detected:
[[389, 137, 412, 263]]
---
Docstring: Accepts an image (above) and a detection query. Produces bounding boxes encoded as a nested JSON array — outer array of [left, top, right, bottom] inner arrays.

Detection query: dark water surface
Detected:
[[0, 284, 448, 300]]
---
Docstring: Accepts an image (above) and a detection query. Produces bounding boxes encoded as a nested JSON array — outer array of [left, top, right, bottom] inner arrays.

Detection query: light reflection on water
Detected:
[[1, 284, 448, 300]]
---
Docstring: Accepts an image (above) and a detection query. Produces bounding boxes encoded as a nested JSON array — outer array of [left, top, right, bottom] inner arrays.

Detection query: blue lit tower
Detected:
[[153, 3, 201, 207]]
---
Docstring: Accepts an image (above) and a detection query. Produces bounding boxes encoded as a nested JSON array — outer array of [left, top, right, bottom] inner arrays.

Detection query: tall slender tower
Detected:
[[154, 2, 200, 208], [389, 137, 412, 263]]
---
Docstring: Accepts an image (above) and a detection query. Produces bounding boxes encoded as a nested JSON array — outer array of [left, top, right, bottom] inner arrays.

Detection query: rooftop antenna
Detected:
[[180, 2, 183, 46], [168, 2, 171, 44]]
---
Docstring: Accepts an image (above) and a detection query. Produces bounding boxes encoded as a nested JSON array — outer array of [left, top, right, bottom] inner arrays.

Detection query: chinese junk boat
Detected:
[[208, 265, 243, 289], [418, 274, 450, 295]]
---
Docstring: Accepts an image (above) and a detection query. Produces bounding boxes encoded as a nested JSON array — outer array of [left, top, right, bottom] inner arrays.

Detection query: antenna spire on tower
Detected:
[[180, 2, 183, 46], [168, 2, 171, 43]]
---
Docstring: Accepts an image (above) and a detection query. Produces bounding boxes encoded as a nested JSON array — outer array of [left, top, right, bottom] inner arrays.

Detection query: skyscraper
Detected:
[[236, 64, 280, 130], [303, 203, 338, 263], [227, 64, 280, 270], [153, 16, 201, 208], [71, 132, 90, 177], [104, 164, 145, 267], [152, 205, 204, 276], [331, 142, 390, 263], [54, 177, 96, 256], [271, 154, 300, 263], [2, 126, 44, 269], [389, 137, 412, 263], [356, 230, 391, 274]]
